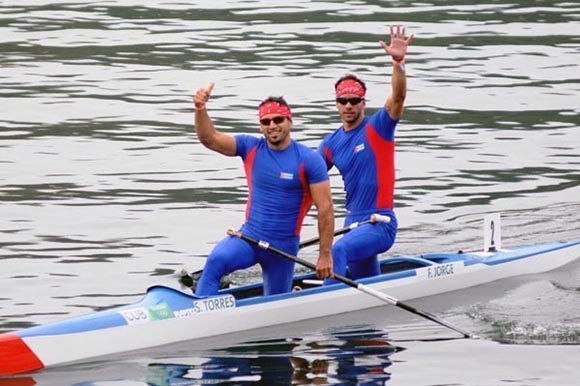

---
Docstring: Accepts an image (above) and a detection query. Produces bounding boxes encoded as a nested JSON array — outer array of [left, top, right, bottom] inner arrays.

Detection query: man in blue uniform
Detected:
[[193, 83, 334, 296], [318, 25, 413, 281]]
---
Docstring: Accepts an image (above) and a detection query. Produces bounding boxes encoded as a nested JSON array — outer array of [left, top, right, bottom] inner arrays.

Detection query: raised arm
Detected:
[[309, 179, 335, 279], [380, 25, 413, 120], [193, 82, 236, 156]]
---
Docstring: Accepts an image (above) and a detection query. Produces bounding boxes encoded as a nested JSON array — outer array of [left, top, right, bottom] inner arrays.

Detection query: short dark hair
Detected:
[[258, 96, 290, 109], [334, 74, 367, 92]]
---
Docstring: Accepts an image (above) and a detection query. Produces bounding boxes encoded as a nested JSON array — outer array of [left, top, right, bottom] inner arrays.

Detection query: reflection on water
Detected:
[[146, 329, 400, 385]]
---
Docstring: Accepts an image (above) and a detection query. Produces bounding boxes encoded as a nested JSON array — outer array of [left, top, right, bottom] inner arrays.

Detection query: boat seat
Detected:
[[379, 256, 436, 274]]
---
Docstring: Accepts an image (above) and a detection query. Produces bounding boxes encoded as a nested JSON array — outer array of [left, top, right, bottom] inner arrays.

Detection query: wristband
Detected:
[[392, 59, 406, 72]]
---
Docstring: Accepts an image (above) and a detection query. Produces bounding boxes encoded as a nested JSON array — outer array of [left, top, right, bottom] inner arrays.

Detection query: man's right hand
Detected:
[[380, 25, 413, 63], [193, 82, 215, 111], [316, 252, 334, 279]]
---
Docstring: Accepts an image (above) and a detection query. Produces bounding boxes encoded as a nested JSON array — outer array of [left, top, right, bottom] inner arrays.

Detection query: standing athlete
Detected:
[[193, 83, 334, 296], [318, 25, 413, 281]]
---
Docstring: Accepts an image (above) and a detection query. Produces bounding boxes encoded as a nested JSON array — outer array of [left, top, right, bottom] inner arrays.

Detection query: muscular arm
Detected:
[[309, 179, 335, 279], [385, 61, 406, 120], [194, 108, 236, 156], [193, 82, 236, 156], [380, 25, 413, 120]]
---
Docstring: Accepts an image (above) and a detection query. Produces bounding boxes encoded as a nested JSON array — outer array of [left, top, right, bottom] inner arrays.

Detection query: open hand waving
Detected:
[[380, 25, 413, 63]]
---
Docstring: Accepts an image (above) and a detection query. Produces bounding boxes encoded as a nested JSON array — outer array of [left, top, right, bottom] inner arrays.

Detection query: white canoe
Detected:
[[1, 240, 579, 375]]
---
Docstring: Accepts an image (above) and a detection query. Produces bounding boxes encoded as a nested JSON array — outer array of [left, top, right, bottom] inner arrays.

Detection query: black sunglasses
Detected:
[[259, 116, 286, 126], [336, 97, 364, 106]]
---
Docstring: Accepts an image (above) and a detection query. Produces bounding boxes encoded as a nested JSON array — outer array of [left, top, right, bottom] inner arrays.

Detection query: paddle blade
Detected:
[[177, 269, 233, 293]]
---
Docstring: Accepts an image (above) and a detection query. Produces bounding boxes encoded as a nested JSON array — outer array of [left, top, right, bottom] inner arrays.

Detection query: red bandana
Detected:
[[335, 79, 365, 98], [258, 101, 292, 120]]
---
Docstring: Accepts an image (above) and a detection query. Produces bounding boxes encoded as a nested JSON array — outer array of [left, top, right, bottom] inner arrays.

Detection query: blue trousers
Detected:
[[326, 211, 398, 284], [195, 233, 299, 297]]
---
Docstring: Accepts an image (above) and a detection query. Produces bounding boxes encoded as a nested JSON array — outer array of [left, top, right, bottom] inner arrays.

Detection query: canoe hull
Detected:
[[1, 241, 579, 375]]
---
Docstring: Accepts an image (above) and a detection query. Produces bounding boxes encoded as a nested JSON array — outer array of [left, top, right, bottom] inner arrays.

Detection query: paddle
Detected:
[[227, 229, 475, 339], [179, 214, 390, 288], [299, 213, 391, 249], [178, 268, 232, 290]]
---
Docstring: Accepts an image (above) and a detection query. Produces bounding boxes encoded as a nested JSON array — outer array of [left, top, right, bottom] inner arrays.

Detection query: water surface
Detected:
[[1, 1, 579, 384]]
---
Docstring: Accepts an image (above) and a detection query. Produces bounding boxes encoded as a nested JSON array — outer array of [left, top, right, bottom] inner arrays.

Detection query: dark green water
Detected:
[[1, 1, 579, 384]]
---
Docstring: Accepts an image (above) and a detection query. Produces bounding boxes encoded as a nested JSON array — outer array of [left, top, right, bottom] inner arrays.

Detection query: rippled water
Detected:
[[1, 0, 580, 384]]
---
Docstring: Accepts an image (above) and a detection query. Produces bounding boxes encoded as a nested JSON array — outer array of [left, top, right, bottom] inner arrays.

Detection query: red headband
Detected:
[[335, 79, 365, 98], [258, 101, 292, 120]]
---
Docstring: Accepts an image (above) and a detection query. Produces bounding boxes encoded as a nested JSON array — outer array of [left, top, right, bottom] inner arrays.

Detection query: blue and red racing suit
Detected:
[[196, 135, 329, 296], [318, 107, 399, 281]]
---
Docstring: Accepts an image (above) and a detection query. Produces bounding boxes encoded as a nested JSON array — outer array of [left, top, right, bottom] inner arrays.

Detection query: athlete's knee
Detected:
[[330, 242, 349, 277], [379, 224, 397, 252], [332, 240, 350, 261], [203, 251, 230, 278]]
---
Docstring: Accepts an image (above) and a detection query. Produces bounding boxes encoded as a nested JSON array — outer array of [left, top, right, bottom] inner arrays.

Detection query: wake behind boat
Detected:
[[1, 222, 579, 375]]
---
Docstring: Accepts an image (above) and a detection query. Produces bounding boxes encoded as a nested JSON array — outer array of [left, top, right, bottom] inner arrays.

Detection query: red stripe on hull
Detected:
[[0, 333, 44, 375]]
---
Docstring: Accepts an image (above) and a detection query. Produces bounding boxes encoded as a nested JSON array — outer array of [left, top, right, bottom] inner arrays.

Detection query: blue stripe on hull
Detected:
[[18, 286, 200, 338]]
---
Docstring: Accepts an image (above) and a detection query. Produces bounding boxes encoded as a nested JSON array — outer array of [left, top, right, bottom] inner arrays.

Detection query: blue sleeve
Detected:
[[304, 149, 329, 185], [235, 135, 259, 160], [369, 107, 398, 141], [316, 137, 334, 170]]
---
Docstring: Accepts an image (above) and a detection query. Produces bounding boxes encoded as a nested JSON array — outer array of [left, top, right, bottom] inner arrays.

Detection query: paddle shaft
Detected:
[[299, 213, 391, 249], [181, 214, 389, 289], [228, 229, 473, 339]]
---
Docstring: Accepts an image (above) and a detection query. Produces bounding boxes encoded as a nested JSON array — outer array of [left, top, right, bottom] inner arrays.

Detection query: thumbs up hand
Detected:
[[193, 82, 215, 111]]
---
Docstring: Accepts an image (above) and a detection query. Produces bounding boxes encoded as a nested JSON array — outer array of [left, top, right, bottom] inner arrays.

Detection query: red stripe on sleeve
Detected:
[[324, 146, 333, 165], [295, 163, 313, 236], [243, 147, 257, 221], [366, 123, 395, 209]]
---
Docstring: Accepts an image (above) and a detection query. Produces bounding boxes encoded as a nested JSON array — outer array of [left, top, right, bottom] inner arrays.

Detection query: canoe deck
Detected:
[[217, 241, 579, 300]]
